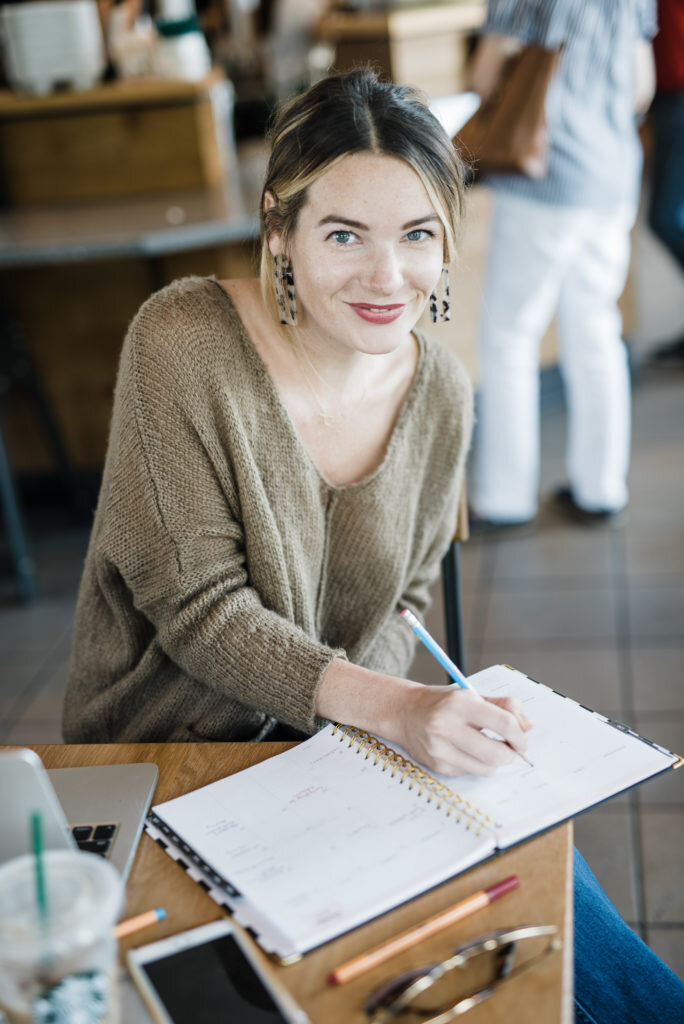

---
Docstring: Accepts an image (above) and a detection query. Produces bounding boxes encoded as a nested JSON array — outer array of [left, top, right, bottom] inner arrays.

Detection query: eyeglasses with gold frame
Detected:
[[363, 924, 561, 1023]]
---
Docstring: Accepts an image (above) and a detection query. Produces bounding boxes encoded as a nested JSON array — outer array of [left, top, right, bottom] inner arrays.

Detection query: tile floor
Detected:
[[1, 359, 683, 979]]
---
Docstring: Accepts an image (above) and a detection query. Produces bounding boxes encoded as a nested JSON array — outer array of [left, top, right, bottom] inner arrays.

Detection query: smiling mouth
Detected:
[[352, 303, 404, 312], [347, 302, 407, 323]]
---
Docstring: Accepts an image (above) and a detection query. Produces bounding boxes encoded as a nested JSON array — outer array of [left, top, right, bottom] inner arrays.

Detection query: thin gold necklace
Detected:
[[293, 336, 368, 427]]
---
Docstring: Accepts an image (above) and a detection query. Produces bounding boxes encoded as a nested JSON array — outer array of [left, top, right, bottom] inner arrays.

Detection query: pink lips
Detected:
[[348, 302, 405, 325]]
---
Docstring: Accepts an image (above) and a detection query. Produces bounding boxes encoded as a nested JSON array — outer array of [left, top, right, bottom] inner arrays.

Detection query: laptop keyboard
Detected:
[[71, 823, 119, 857]]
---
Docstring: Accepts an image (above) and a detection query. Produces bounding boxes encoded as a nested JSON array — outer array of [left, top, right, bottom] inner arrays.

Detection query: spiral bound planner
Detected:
[[145, 665, 681, 961]]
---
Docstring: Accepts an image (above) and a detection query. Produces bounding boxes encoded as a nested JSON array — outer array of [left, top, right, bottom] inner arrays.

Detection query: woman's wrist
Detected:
[[315, 657, 420, 741]]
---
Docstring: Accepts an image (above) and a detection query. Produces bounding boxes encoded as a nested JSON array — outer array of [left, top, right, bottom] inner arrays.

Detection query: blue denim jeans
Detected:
[[574, 848, 684, 1023], [648, 91, 684, 272]]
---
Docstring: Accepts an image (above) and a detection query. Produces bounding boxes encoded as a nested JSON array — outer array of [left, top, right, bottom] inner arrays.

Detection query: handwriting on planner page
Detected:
[[435, 667, 671, 844], [157, 729, 491, 949]]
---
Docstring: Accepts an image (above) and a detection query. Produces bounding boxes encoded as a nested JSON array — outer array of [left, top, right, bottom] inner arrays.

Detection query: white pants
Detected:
[[471, 192, 635, 521]]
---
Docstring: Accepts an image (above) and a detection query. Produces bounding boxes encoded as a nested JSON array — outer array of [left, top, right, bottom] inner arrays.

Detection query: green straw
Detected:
[[31, 812, 49, 932]]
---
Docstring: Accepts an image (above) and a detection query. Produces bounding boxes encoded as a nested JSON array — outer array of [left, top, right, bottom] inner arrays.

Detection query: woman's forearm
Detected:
[[315, 658, 531, 777]]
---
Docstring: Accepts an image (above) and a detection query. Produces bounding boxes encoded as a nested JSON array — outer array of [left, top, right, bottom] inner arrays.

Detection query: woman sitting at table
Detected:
[[63, 69, 682, 1022], [63, 67, 523, 775]]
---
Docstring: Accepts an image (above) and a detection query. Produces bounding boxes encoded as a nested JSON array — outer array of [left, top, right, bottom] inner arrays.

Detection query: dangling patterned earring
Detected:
[[430, 266, 450, 323], [274, 253, 298, 326]]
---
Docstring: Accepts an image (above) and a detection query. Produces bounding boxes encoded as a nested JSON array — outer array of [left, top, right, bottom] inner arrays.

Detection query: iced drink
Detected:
[[0, 849, 122, 1023]]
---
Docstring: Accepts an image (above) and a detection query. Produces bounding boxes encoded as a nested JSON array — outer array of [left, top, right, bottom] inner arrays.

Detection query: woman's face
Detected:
[[269, 152, 445, 358]]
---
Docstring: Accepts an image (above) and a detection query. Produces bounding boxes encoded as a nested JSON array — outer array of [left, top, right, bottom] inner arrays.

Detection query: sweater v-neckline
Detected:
[[209, 279, 427, 493]]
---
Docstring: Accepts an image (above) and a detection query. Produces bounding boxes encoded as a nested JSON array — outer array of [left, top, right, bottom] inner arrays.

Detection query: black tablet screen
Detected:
[[142, 933, 291, 1023]]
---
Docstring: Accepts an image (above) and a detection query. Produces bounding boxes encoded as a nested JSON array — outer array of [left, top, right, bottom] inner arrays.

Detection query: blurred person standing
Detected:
[[648, 0, 684, 364], [469, 0, 657, 532]]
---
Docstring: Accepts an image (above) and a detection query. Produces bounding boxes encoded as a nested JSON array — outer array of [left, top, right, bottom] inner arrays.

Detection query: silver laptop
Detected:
[[0, 748, 158, 881]]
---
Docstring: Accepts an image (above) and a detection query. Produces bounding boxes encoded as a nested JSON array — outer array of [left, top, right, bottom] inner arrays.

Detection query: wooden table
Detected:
[[20, 743, 573, 1023]]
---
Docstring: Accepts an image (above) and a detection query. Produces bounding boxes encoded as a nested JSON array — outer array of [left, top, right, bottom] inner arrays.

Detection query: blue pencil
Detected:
[[399, 608, 533, 767], [400, 608, 476, 691]]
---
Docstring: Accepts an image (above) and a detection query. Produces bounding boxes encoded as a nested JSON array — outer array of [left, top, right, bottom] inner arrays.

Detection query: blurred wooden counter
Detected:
[[0, 71, 232, 204], [0, 139, 267, 472]]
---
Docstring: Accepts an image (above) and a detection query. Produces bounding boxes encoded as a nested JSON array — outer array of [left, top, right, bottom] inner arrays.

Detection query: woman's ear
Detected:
[[263, 191, 282, 258]]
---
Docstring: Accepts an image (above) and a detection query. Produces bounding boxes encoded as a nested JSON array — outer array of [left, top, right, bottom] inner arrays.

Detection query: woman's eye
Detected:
[[330, 230, 356, 245], [405, 229, 431, 242]]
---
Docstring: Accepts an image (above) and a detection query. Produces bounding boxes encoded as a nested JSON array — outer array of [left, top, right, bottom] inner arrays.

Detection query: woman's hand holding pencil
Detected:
[[393, 684, 531, 777], [397, 609, 533, 775]]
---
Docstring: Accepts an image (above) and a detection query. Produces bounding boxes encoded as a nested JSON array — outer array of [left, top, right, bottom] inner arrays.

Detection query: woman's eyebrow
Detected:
[[316, 213, 441, 230], [402, 214, 441, 229], [316, 215, 368, 229]]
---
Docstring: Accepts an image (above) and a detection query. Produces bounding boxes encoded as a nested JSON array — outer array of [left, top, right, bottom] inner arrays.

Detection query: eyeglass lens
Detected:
[[364, 927, 559, 1023]]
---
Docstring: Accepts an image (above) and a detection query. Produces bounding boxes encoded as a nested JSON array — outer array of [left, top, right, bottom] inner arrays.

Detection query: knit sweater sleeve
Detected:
[[98, 282, 345, 735]]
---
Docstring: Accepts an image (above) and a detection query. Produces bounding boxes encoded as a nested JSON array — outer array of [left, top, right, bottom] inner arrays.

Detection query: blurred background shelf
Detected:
[[0, 70, 233, 204], [318, 2, 485, 97]]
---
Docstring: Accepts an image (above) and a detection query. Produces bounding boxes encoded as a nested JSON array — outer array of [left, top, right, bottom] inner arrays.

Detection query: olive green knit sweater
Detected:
[[63, 277, 473, 743]]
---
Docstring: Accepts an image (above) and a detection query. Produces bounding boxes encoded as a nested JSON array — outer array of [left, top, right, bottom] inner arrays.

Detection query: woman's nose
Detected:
[[365, 247, 403, 295]]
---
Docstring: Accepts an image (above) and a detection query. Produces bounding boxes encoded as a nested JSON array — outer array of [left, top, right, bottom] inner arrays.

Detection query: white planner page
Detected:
[[439, 666, 677, 847], [153, 727, 495, 957]]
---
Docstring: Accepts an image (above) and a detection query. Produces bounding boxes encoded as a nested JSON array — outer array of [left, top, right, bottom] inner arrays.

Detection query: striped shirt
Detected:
[[483, 0, 657, 208]]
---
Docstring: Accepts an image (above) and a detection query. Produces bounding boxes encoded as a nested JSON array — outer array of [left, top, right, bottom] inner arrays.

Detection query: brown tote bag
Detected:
[[455, 43, 561, 180]]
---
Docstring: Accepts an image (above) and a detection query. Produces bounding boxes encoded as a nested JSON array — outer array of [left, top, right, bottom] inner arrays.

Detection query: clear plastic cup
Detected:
[[0, 849, 123, 1023]]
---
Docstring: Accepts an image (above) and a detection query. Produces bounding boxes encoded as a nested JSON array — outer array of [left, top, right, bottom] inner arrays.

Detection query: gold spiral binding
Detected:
[[332, 724, 499, 835]]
